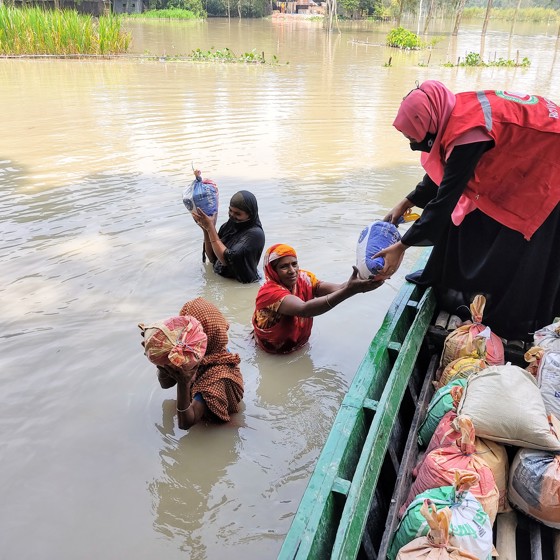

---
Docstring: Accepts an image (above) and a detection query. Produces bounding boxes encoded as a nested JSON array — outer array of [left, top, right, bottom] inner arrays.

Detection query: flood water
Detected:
[[2, 15, 560, 559]]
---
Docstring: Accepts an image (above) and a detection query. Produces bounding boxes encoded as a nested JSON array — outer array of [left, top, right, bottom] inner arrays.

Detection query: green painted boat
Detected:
[[279, 255, 559, 560]]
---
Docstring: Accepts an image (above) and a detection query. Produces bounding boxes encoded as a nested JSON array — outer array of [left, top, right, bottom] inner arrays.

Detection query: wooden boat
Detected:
[[278, 254, 560, 560]]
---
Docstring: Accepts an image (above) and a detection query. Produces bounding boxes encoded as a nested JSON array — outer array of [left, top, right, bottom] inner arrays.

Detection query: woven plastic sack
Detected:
[[355, 220, 401, 279], [418, 379, 466, 447], [525, 346, 545, 380], [395, 503, 478, 560], [182, 174, 219, 217], [509, 448, 560, 529], [437, 353, 488, 389], [440, 295, 504, 369], [418, 411, 510, 513], [534, 320, 560, 351], [402, 417, 499, 523], [388, 473, 494, 560], [141, 315, 207, 369], [536, 351, 560, 417], [457, 364, 560, 450]]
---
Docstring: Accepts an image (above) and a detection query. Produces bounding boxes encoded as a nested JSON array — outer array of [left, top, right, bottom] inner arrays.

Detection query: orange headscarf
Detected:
[[262, 243, 297, 284], [253, 244, 318, 353]]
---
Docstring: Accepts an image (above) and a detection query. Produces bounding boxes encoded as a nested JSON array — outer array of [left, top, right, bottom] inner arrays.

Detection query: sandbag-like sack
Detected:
[[509, 448, 560, 528], [402, 417, 499, 523], [420, 412, 510, 513], [418, 380, 466, 447], [534, 321, 560, 351], [457, 364, 560, 450], [355, 220, 401, 279], [437, 352, 488, 389], [440, 295, 504, 369], [537, 351, 560, 417], [395, 503, 478, 560], [182, 174, 219, 217], [388, 473, 494, 560]]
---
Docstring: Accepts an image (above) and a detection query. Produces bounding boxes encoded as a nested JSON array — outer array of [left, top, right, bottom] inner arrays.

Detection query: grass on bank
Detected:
[[125, 8, 201, 19], [0, 6, 131, 55]]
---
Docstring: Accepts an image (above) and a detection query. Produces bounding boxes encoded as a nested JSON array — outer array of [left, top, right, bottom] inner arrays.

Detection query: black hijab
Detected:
[[218, 190, 263, 243]]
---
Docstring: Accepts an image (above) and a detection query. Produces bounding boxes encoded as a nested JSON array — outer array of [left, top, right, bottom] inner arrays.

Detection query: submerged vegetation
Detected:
[[0, 6, 131, 55], [163, 47, 279, 63], [452, 51, 531, 67], [386, 26, 440, 49]]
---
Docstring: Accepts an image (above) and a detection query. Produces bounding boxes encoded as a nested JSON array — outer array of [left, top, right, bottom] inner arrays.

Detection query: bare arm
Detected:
[[176, 376, 206, 430], [278, 267, 383, 318], [192, 208, 227, 266]]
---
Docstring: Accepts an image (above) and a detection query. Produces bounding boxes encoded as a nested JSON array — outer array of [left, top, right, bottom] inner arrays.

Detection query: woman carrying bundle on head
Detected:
[[251, 243, 383, 355], [140, 297, 244, 429]]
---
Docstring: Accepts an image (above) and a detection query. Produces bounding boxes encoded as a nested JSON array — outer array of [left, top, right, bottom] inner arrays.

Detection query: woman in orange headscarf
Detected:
[[141, 297, 244, 429], [252, 244, 382, 354]]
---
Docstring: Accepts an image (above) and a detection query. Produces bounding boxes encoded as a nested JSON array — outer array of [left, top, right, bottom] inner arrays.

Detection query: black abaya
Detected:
[[402, 143, 560, 341]]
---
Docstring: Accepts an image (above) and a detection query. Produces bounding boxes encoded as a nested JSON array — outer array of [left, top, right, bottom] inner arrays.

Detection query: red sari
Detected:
[[252, 244, 319, 354]]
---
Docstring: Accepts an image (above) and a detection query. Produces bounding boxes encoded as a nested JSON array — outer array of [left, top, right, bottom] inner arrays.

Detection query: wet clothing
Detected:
[[209, 190, 265, 284], [178, 298, 244, 422], [252, 244, 320, 354]]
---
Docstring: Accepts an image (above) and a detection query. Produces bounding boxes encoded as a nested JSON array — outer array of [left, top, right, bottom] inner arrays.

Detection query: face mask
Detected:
[[410, 131, 437, 152]]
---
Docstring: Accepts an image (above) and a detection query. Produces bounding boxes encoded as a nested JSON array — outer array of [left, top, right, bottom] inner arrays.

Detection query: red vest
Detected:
[[441, 90, 560, 240]]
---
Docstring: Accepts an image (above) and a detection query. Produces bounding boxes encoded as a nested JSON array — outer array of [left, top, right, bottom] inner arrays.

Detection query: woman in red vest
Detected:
[[377, 80, 560, 341]]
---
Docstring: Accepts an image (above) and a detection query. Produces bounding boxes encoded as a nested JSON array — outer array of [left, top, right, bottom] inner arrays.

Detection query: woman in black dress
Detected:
[[193, 190, 265, 284]]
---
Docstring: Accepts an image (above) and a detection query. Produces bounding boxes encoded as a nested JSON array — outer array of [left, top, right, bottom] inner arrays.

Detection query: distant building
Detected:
[[274, 0, 324, 15], [113, 0, 148, 14]]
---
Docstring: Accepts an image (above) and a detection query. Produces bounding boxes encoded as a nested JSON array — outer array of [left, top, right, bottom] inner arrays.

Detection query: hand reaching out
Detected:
[[347, 265, 384, 294]]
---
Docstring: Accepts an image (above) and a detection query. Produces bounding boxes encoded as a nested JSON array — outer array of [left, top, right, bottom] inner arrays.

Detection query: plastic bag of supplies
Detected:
[[183, 171, 219, 217]]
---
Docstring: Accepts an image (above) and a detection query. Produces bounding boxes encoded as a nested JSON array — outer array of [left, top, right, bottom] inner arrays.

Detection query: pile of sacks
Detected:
[[388, 295, 560, 560]]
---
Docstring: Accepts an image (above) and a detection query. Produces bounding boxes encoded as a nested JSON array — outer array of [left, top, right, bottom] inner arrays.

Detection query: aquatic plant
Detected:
[[386, 27, 440, 50], [456, 51, 531, 67], [125, 8, 203, 19], [187, 46, 269, 63], [0, 6, 131, 55]]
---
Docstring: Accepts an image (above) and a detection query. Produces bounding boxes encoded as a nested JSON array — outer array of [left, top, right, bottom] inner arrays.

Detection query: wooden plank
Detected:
[[529, 519, 543, 560], [377, 353, 439, 559], [330, 288, 437, 558], [553, 529, 560, 560], [496, 510, 518, 560]]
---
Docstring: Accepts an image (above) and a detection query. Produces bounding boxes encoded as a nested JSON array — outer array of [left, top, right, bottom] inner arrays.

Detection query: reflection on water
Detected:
[[1, 17, 560, 559]]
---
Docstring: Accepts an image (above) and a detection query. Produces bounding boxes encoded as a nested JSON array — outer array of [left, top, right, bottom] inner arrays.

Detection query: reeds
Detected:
[[0, 6, 131, 55]]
